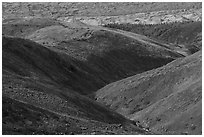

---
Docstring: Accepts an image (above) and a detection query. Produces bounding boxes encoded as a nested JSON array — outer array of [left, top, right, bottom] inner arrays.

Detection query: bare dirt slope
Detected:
[[3, 18, 184, 96], [3, 36, 151, 135], [2, 3, 202, 135], [96, 51, 202, 135], [104, 21, 202, 55]]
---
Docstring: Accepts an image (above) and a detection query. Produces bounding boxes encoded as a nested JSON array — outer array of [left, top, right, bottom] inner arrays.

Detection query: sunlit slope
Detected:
[[96, 51, 201, 135]]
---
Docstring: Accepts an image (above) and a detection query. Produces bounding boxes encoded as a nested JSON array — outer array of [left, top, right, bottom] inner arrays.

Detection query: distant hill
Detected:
[[2, 17, 60, 37], [3, 2, 201, 18], [95, 51, 202, 135], [104, 21, 202, 54]]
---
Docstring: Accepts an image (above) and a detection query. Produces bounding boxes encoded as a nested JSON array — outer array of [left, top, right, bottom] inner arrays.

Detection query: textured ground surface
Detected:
[[96, 51, 202, 135], [2, 2, 202, 135], [3, 2, 201, 18], [3, 36, 152, 135], [3, 18, 184, 95]]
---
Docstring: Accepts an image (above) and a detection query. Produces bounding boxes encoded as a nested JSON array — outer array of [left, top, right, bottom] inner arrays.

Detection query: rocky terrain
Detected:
[[105, 21, 202, 55], [96, 51, 202, 135], [2, 2, 201, 18], [3, 36, 152, 135], [2, 2, 202, 135], [61, 8, 202, 26], [3, 17, 185, 95], [3, 3, 202, 26]]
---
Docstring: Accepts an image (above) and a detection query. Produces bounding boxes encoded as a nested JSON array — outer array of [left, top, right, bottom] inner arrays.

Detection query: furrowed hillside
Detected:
[[95, 51, 202, 135], [2, 2, 202, 135], [3, 18, 184, 96], [3, 36, 151, 135], [104, 21, 202, 55]]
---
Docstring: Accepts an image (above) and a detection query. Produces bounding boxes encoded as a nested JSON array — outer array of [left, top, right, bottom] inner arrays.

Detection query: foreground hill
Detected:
[[3, 36, 151, 135], [96, 51, 202, 135]]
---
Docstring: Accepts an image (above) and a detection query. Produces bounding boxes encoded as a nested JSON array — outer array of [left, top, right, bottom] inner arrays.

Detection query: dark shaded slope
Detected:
[[3, 36, 107, 95], [3, 95, 147, 135], [3, 37, 149, 135], [3, 17, 184, 95], [24, 21, 184, 90], [96, 51, 202, 135], [2, 36, 179, 96], [56, 29, 181, 84]]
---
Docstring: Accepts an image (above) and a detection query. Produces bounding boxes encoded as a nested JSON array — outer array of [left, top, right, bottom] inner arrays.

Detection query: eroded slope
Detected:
[[3, 36, 150, 135], [96, 51, 202, 135], [3, 18, 184, 96]]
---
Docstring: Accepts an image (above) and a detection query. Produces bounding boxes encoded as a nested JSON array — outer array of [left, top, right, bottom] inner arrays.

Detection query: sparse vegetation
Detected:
[[96, 51, 202, 135], [2, 2, 202, 135], [3, 2, 201, 18], [104, 21, 202, 54]]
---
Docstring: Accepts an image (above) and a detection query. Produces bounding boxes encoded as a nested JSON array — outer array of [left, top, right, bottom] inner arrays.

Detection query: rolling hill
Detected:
[[2, 2, 202, 135], [95, 50, 202, 135], [3, 36, 152, 135], [104, 21, 202, 55], [3, 18, 184, 96]]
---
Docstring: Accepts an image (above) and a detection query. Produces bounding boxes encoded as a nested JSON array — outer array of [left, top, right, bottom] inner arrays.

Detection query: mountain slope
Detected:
[[104, 21, 202, 55], [2, 17, 60, 37], [3, 36, 109, 95], [3, 18, 184, 96], [3, 36, 151, 135], [2, 2, 202, 135], [95, 51, 202, 135]]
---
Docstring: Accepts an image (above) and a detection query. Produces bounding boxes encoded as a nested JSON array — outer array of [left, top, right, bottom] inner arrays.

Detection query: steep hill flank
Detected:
[[2, 35, 181, 95], [3, 36, 111, 95], [105, 21, 202, 55], [3, 37, 150, 135], [3, 71, 149, 135], [3, 96, 141, 135], [26, 23, 184, 59], [26, 20, 185, 89], [96, 51, 202, 135], [3, 18, 184, 96]]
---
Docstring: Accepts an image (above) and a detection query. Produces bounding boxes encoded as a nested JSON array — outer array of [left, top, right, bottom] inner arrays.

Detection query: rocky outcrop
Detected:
[[58, 8, 202, 26]]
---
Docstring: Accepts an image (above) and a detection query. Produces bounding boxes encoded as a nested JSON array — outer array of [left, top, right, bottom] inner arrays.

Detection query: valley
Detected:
[[2, 2, 202, 135]]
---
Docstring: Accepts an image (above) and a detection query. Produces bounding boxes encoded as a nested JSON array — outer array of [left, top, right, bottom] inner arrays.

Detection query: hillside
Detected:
[[2, 2, 202, 135], [65, 8, 201, 26], [3, 18, 185, 95], [2, 36, 151, 135], [3, 2, 201, 18], [2, 17, 61, 37], [95, 51, 202, 135], [104, 21, 202, 55]]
